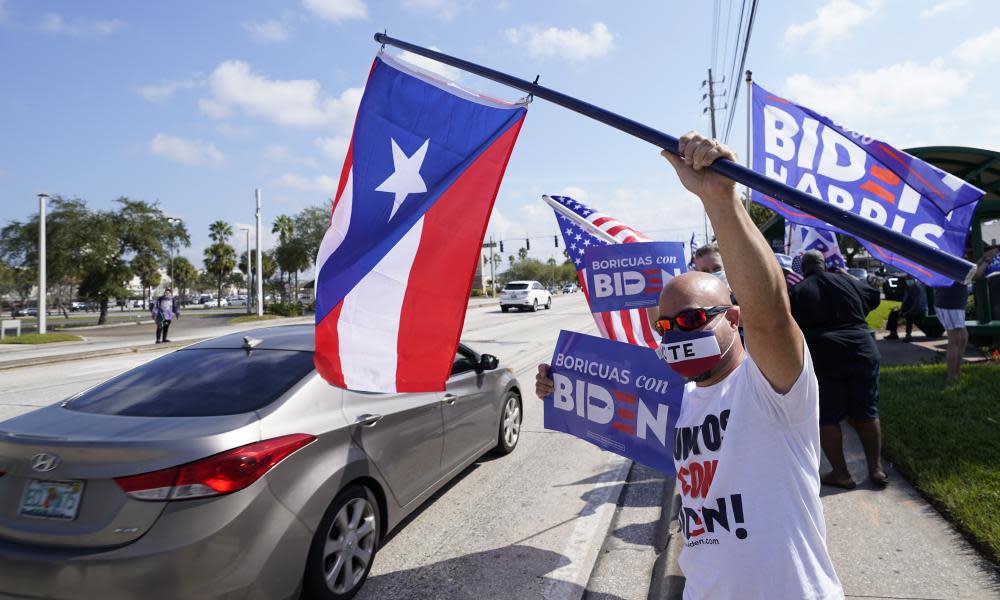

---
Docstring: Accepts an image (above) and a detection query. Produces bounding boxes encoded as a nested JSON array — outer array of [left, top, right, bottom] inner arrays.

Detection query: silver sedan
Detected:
[[0, 324, 523, 599]]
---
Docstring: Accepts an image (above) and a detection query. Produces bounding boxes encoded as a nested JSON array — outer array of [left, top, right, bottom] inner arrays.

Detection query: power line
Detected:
[[723, 0, 759, 143], [710, 0, 721, 71]]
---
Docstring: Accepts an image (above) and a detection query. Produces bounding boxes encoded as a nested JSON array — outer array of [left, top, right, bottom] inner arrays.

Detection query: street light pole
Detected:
[[166, 217, 182, 296], [240, 227, 251, 315], [255, 189, 264, 316], [37, 193, 48, 335]]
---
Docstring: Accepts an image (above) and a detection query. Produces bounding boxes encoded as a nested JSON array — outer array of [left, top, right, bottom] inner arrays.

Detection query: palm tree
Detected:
[[209, 220, 233, 244], [272, 215, 295, 301]]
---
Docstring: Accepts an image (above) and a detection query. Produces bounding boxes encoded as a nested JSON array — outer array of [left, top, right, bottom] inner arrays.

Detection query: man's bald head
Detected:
[[658, 271, 732, 316]]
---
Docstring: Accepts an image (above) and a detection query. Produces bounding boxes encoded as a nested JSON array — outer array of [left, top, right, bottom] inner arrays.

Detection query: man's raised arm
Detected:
[[661, 132, 803, 393]]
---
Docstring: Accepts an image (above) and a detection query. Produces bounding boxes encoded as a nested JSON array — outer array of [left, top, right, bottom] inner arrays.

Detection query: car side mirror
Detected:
[[479, 354, 499, 371]]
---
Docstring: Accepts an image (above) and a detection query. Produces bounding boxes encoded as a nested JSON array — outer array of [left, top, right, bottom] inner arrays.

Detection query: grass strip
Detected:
[[879, 363, 1000, 564], [0, 333, 84, 345]]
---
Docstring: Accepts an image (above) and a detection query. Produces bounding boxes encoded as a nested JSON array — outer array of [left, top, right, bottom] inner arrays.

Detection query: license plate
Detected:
[[18, 479, 84, 521]]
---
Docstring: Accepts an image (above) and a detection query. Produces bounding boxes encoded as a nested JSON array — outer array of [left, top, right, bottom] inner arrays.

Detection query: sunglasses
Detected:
[[654, 305, 731, 335]]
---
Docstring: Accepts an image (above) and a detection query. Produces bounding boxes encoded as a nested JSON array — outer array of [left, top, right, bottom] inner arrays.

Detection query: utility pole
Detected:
[[255, 189, 264, 316], [37, 193, 48, 335], [489, 234, 496, 296], [701, 69, 726, 244]]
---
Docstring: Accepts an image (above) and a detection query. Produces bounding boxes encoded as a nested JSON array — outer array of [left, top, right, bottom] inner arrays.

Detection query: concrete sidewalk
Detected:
[[0, 297, 502, 370]]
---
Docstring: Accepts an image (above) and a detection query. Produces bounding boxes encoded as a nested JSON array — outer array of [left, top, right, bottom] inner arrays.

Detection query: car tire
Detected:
[[530, 299, 538, 312], [494, 390, 522, 455], [501, 306, 509, 313], [545, 297, 552, 310], [302, 484, 381, 600]]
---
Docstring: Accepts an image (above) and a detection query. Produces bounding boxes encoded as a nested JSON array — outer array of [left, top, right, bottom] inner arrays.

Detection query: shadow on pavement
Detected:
[[357, 544, 628, 600]]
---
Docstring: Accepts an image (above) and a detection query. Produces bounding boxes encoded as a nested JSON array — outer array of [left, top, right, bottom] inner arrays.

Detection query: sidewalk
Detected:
[[0, 298, 501, 370]]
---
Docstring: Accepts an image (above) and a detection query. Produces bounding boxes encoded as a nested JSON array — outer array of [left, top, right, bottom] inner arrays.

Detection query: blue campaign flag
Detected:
[[545, 330, 684, 475], [750, 83, 985, 286], [583, 241, 687, 312]]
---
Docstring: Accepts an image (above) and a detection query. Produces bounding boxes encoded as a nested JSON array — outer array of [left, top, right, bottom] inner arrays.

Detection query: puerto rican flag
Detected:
[[314, 53, 527, 392], [544, 195, 659, 348]]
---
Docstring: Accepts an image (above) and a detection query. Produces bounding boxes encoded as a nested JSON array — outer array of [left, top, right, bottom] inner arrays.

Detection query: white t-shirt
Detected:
[[674, 343, 843, 600]]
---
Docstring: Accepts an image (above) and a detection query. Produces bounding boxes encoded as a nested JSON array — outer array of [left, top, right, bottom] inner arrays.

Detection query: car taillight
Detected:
[[114, 434, 315, 501]]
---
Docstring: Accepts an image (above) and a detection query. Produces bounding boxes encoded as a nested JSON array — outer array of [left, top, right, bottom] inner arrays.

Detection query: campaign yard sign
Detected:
[[583, 241, 687, 313], [544, 330, 684, 475]]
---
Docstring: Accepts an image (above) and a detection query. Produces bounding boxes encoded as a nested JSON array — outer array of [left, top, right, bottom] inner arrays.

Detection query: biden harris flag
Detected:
[[314, 53, 526, 392], [750, 83, 984, 286]]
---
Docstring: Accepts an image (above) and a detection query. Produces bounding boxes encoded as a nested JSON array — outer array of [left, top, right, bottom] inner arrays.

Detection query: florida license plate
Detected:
[[18, 479, 84, 520]]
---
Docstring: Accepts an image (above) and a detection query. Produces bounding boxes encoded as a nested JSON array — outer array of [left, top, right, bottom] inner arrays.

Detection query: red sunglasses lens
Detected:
[[675, 309, 708, 330]]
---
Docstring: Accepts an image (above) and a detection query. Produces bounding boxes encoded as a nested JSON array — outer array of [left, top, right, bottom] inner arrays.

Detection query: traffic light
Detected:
[[526, 238, 530, 250], [499, 241, 504, 252], [554, 235, 559, 247]]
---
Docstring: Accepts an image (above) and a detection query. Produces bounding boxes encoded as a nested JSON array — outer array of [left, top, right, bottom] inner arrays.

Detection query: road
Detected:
[[0, 294, 646, 600]]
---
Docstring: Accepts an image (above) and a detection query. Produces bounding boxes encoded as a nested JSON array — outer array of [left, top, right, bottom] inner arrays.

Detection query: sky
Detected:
[[1, 0, 998, 269]]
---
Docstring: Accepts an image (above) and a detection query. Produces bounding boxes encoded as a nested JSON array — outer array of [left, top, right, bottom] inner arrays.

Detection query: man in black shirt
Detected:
[[886, 275, 927, 341], [789, 251, 885, 489]]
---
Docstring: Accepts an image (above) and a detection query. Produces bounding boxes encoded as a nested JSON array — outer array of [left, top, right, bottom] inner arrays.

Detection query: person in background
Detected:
[[693, 243, 723, 273], [933, 247, 1000, 383], [788, 251, 885, 490], [885, 275, 927, 341], [151, 288, 179, 344]]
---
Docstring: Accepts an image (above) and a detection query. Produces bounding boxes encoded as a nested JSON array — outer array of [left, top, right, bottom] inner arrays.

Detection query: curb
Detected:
[[648, 478, 684, 600], [0, 338, 210, 371]]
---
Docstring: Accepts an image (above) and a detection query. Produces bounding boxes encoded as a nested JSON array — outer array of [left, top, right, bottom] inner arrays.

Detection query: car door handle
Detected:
[[356, 414, 383, 427], [442, 393, 457, 406]]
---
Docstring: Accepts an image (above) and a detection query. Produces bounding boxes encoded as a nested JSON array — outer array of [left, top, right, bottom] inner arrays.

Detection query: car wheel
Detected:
[[501, 306, 509, 313], [545, 297, 552, 310], [495, 390, 522, 455], [530, 299, 538, 312], [303, 484, 381, 600]]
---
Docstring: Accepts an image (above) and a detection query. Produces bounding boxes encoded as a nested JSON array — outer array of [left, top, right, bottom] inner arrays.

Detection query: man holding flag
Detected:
[[538, 132, 843, 599]]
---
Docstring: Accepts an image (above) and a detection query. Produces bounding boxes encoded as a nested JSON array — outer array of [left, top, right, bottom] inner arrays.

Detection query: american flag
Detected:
[[544, 195, 659, 348], [784, 254, 804, 287]]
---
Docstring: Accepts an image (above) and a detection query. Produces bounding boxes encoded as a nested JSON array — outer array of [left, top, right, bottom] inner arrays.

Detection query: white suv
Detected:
[[500, 280, 552, 312]]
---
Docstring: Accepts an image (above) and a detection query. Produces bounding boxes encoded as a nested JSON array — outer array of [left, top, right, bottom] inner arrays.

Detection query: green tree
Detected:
[[293, 203, 332, 266], [204, 243, 237, 307], [170, 256, 198, 300], [131, 251, 162, 306], [209, 220, 233, 244]]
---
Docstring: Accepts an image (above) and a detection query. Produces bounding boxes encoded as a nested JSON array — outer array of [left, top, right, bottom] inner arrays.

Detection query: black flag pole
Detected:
[[374, 33, 976, 283]]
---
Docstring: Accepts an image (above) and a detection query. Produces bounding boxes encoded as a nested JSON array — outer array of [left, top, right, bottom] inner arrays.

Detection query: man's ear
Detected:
[[726, 305, 741, 328]]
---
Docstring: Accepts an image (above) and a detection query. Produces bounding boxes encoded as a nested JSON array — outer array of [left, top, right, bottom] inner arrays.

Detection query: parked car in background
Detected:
[[0, 325, 521, 600], [500, 281, 552, 312], [13, 307, 37, 317], [876, 266, 907, 300], [846, 268, 868, 282], [561, 284, 577, 294], [227, 296, 248, 307]]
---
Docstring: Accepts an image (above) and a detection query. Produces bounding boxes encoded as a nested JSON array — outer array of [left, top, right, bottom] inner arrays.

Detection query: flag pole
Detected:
[[744, 70, 753, 211], [374, 33, 975, 283]]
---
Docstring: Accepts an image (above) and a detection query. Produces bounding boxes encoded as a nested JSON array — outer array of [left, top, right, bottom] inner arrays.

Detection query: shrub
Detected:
[[266, 302, 301, 317]]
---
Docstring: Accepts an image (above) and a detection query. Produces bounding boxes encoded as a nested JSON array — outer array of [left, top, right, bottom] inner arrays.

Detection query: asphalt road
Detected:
[[0, 294, 643, 600]]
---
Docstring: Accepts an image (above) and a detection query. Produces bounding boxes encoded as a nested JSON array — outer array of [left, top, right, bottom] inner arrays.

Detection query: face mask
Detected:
[[655, 315, 736, 382]]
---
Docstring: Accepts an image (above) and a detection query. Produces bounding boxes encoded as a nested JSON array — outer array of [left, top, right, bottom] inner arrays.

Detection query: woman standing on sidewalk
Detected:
[[151, 288, 178, 344]]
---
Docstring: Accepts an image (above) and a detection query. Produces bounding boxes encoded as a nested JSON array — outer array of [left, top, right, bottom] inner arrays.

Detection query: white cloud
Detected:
[[398, 47, 463, 81], [784, 0, 880, 52], [315, 136, 350, 163], [244, 19, 288, 43], [137, 78, 201, 102], [400, 0, 466, 20], [504, 22, 614, 61], [920, 0, 966, 18], [264, 144, 319, 168], [303, 0, 367, 22], [200, 60, 363, 128], [216, 123, 254, 137], [150, 134, 225, 166], [953, 27, 1000, 65], [278, 173, 338, 193], [39, 13, 124, 36], [782, 59, 971, 125]]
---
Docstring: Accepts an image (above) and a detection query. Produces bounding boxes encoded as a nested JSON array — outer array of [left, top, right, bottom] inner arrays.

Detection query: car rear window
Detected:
[[504, 283, 528, 290], [64, 349, 316, 417]]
